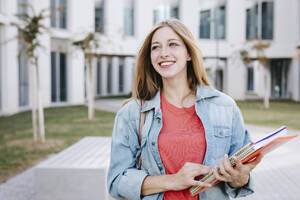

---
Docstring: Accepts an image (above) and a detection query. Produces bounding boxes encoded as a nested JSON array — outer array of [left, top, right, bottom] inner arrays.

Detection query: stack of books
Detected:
[[189, 126, 298, 196]]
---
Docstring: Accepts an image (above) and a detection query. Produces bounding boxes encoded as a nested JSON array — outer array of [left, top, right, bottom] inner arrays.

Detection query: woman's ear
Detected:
[[187, 54, 191, 61]]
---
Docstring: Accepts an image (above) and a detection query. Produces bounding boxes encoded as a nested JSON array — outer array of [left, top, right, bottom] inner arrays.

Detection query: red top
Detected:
[[158, 92, 207, 200]]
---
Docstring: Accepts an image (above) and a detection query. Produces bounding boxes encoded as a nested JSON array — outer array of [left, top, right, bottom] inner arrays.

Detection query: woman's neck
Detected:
[[162, 78, 195, 108]]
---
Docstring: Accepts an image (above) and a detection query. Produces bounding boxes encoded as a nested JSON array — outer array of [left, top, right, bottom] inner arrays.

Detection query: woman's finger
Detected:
[[213, 167, 227, 182], [246, 153, 263, 170]]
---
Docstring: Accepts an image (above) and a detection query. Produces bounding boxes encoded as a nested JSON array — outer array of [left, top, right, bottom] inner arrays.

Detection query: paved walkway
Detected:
[[0, 98, 299, 200]]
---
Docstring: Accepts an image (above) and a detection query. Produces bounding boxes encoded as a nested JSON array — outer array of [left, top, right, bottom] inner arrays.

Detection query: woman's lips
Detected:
[[159, 61, 175, 68]]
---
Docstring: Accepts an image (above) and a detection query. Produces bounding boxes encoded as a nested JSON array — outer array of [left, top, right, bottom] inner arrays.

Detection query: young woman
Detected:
[[107, 19, 262, 200]]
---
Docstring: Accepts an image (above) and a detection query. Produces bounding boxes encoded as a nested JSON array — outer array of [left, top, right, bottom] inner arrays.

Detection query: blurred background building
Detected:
[[0, 0, 299, 116]]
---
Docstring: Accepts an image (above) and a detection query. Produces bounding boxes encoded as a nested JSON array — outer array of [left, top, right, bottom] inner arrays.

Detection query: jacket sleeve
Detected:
[[224, 103, 254, 198], [107, 111, 148, 200]]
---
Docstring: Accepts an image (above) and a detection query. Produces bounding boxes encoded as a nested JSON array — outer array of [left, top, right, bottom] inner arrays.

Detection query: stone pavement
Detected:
[[0, 98, 299, 200]]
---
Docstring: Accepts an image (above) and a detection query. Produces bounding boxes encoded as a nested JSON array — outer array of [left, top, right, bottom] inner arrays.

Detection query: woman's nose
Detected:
[[160, 46, 170, 58]]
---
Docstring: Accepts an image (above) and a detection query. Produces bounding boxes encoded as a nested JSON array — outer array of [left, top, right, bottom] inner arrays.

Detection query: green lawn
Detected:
[[0, 106, 115, 183], [0, 100, 299, 184], [237, 100, 300, 130]]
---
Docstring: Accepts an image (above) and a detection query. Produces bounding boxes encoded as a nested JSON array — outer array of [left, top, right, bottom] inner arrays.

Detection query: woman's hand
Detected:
[[213, 154, 263, 188], [141, 162, 213, 196], [168, 162, 213, 191]]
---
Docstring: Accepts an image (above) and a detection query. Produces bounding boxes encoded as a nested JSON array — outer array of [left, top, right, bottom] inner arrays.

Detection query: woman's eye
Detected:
[[170, 42, 178, 47], [151, 46, 159, 50]]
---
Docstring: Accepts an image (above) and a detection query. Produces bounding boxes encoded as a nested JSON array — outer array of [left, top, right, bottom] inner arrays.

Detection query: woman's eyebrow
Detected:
[[168, 39, 180, 42], [151, 38, 180, 45]]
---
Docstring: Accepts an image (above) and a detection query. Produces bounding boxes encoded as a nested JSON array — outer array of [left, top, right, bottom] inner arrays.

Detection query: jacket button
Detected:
[[151, 141, 155, 146]]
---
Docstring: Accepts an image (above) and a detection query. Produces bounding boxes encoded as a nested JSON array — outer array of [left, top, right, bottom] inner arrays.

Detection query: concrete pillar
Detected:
[[68, 51, 85, 104], [101, 56, 108, 96], [2, 26, 19, 115], [111, 56, 119, 95], [124, 57, 134, 94]]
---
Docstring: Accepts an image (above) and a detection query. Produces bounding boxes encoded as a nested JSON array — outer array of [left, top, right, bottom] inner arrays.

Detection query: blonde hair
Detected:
[[132, 19, 210, 101]]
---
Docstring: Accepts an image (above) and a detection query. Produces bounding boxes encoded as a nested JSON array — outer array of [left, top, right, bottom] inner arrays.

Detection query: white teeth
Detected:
[[160, 62, 174, 66]]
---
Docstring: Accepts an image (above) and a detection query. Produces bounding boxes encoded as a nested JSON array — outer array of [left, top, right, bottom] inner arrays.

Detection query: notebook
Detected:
[[189, 126, 298, 196]]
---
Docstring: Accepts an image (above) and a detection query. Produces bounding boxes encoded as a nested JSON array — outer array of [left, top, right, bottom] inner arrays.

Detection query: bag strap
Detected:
[[138, 100, 145, 169]]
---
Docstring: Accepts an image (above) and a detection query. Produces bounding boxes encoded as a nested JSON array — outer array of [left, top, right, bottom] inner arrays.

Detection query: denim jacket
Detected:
[[107, 85, 254, 200]]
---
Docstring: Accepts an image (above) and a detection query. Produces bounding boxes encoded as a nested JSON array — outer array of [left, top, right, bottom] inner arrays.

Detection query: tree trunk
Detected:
[[35, 57, 46, 142], [264, 67, 270, 109], [87, 55, 95, 120], [30, 60, 38, 141]]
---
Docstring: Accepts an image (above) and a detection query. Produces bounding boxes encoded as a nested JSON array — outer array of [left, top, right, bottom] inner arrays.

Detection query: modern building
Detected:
[[0, 0, 299, 116]]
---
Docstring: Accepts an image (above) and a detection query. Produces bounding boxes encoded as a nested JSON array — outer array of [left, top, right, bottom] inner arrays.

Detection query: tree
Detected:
[[11, 3, 49, 142], [240, 39, 271, 108], [73, 33, 99, 120]]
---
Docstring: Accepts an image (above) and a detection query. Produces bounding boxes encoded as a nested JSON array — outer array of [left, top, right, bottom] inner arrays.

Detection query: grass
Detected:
[[237, 100, 300, 130], [0, 106, 115, 183], [0, 100, 299, 184]]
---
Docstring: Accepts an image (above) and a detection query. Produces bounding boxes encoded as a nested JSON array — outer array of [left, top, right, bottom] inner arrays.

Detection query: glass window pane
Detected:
[[18, 0, 28, 16], [50, 0, 56, 27], [59, 0, 67, 29], [107, 57, 112, 94], [246, 5, 258, 40], [215, 5, 226, 39], [51, 51, 57, 102], [96, 58, 101, 95], [124, 5, 134, 36], [119, 58, 124, 93], [153, 6, 165, 24], [95, 0, 104, 33], [262, 2, 273, 39], [247, 67, 254, 91], [153, 3, 179, 25], [171, 6, 179, 19], [200, 10, 210, 39], [59, 53, 67, 101]]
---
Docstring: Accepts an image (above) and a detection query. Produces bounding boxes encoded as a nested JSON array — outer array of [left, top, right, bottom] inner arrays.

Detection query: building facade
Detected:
[[0, 0, 299, 116]]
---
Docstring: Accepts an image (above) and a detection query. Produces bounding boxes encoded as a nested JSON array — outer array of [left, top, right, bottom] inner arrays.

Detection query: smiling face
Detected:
[[150, 26, 191, 81]]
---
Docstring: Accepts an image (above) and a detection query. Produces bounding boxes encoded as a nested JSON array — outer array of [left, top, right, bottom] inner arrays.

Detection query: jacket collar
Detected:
[[141, 85, 220, 113]]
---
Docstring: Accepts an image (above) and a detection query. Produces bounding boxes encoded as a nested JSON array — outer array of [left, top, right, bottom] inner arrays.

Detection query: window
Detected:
[[246, 7, 257, 39], [215, 69, 223, 91], [119, 58, 124, 93], [17, 0, 27, 16], [124, 0, 134, 36], [96, 58, 102, 95], [199, 10, 210, 39], [51, 51, 67, 102], [261, 2, 273, 39], [271, 59, 288, 98], [107, 57, 112, 94], [95, 0, 104, 33], [50, 0, 67, 29], [246, 1, 273, 40], [153, 1, 179, 24], [214, 5, 226, 39], [247, 67, 254, 91]]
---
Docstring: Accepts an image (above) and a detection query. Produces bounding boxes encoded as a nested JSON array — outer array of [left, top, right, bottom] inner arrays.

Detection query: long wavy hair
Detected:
[[132, 19, 210, 101]]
